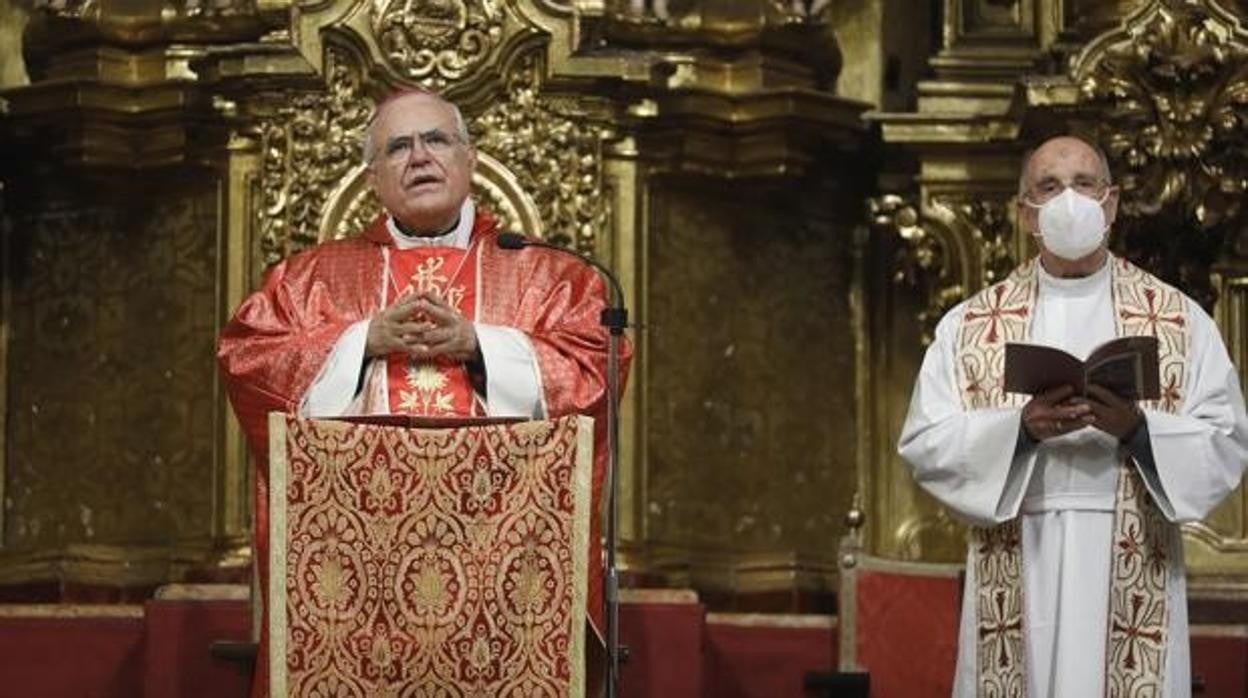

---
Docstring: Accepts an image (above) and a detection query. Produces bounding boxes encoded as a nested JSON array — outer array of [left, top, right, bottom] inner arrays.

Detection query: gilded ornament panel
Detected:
[[869, 191, 1020, 346], [1077, 0, 1248, 310], [868, 194, 963, 347], [252, 48, 374, 268], [4, 176, 219, 551], [370, 0, 504, 88], [470, 54, 611, 253], [643, 176, 856, 557]]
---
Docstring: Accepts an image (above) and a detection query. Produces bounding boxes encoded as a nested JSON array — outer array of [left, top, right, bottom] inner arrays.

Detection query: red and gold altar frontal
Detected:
[[269, 414, 593, 696]]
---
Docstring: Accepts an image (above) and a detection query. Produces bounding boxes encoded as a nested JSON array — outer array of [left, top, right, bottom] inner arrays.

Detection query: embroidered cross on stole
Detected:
[[385, 246, 483, 417], [953, 257, 1188, 698]]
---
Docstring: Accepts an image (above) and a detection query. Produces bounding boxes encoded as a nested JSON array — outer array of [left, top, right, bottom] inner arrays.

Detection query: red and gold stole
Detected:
[[953, 257, 1188, 698], [384, 244, 483, 417]]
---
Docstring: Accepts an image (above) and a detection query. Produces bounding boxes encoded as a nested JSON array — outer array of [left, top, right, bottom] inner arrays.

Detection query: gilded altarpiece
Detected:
[[24, 0, 1247, 610], [0, 0, 876, 604], [0, 171, 228, 586]]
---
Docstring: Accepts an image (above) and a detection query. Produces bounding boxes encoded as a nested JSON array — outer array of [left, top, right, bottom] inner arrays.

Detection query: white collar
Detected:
[[1037, 253, 1112, 297], [386, 199, 476, 250]]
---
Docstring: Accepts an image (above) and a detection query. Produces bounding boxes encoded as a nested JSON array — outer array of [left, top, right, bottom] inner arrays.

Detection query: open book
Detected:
[[1003, 335, 1160, 400]]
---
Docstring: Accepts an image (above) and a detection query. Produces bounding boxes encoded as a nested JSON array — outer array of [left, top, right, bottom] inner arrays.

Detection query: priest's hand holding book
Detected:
[[1007, 336, 1158, 442]]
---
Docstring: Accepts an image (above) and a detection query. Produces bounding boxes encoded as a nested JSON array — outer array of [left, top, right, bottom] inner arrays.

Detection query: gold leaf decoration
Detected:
[[370, 0, 503, 88], [1081, 1, 1248, 226], [1078, 0, 1248, 307], [472, 53, 611, 253], [869, 193, 965, 345], [256, 47, 372, 266], [942, 197, 1018, 287], [258, 47, 606, 261]]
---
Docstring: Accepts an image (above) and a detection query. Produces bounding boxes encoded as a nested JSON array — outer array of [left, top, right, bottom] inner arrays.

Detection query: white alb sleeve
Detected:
[[475, 322, 544, 418], [300, 319, 371, 417]]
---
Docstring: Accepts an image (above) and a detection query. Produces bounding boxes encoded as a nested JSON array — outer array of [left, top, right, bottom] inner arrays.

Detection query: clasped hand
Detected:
[[365, 292, 479, 363], [1021, 384, 1143, 442]]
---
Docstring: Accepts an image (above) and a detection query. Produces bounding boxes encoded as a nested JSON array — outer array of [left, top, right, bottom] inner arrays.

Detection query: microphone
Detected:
[[495, 229, 628, 698], [496, 232, 528, 250]]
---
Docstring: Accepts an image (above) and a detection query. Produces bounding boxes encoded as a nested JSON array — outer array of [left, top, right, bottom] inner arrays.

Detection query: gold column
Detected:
[[0, 0, 266, 593]]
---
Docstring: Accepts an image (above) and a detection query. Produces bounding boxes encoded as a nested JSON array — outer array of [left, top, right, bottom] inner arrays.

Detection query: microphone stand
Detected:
[[496, 234, 627, 698], [602, 290, 626, 698]]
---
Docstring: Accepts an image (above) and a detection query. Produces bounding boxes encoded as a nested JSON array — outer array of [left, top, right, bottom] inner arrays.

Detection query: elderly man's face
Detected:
[[367, 93, 475, 234], [1019, 136, 1119, 237]]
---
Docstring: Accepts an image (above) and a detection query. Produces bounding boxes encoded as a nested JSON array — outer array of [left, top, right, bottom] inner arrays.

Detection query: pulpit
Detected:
[[266, 413, 594, 697]]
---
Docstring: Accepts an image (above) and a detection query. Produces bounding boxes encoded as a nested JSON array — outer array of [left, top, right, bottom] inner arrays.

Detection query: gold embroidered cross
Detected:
[[1119, 287, 1186, 336], [1111, 592, 1164, 671], [963, 284, 1029, 344], [979, 590, 1023, 669]]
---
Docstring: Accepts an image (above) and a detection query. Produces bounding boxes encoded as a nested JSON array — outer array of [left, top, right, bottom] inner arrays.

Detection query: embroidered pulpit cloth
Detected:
[[267, 413, 593, 697]]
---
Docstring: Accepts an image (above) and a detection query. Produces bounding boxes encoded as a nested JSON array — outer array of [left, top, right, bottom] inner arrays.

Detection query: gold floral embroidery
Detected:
[[387, 248, 476, 416], [397, 363, 456, 415], [273, 415, 592, 697]]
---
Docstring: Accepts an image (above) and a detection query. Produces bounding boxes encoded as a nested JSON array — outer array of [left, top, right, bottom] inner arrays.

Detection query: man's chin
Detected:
[[392, 205, 459, 235]]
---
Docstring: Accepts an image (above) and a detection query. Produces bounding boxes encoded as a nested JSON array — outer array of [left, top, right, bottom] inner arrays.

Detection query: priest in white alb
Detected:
[[898, 135, 1248, 697]]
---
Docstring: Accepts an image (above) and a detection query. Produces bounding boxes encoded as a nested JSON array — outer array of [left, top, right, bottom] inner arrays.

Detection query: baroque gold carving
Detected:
[[869, 194, 964, 345], [1080, 0, 1248, 225], [31, 0, 257, 20], [371, 0, 503, 88], [255, 48, 373, 266], [30, 0, 97, 19], [472, 53, 610, 253], [256, 47, 607, 263], [872, 193, 1020, 344], [935, 195, 1018, 287], [1077, 0, 1248, 307]]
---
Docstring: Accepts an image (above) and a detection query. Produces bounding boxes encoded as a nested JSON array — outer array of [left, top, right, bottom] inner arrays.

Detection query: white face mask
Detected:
[[1024, 187, 1110, 261]]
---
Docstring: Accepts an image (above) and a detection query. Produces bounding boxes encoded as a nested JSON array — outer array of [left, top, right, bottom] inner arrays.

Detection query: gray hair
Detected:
[[361, 92, 471, 166], [1017, 135, 1113, 197]]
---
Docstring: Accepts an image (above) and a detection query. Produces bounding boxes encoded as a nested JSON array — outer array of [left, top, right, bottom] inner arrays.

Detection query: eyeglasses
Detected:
[[1023, 176, 1113, 205], [377, 129, 463, 164]]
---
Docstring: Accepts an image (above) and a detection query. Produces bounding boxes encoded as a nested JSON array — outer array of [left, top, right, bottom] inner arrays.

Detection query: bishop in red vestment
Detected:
[[218, 89, 629, 697]]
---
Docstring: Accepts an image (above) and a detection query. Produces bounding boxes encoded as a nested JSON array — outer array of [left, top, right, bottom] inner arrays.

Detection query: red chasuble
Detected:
[[218, 207, 629, 697]]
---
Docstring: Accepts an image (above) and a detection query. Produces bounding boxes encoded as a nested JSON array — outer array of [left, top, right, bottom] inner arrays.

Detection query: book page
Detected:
[[1085, 352, 1147, 399], [1004, 343, 1085, 395], [1084, 335, 1160, 400]]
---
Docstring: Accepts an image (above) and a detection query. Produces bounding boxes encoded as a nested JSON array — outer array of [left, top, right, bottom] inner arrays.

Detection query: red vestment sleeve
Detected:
[[478, 238, 632, 419], [217, 240, 382, 458]]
